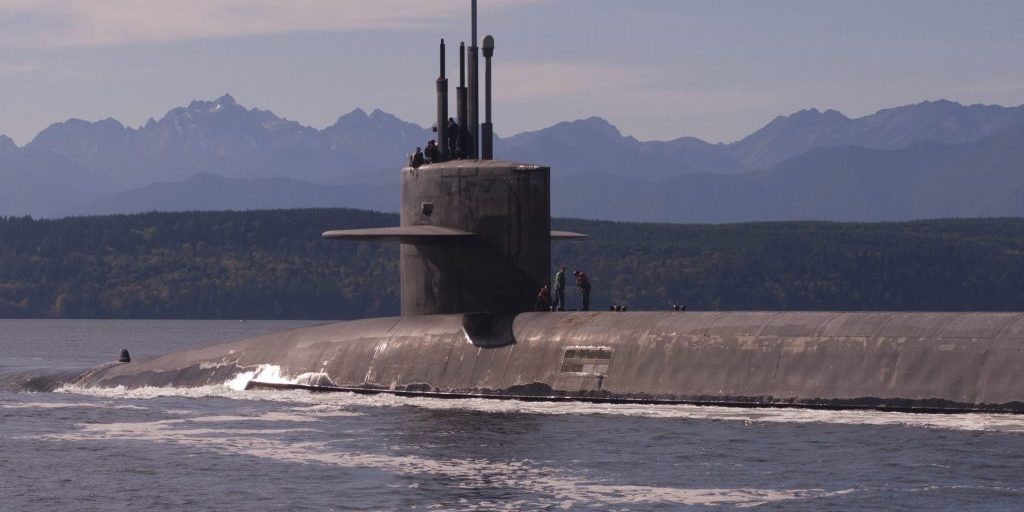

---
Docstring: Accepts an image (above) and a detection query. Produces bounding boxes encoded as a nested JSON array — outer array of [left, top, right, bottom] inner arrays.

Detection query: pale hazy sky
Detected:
[[1, 0, 1022, 145]]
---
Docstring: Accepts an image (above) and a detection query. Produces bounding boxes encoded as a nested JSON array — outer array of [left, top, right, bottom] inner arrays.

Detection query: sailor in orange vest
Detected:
[[535, 284, 552, 311]]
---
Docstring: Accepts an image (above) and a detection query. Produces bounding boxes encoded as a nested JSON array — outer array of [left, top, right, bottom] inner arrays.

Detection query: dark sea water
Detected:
[[2, 320, 1024, 511]]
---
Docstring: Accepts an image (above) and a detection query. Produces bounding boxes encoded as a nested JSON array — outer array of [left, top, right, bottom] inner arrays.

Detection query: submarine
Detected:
[[11, 2, 1024, 413]]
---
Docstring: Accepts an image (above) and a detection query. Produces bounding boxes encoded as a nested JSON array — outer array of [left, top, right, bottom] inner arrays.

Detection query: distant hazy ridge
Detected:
[[2, 96, 1023, 222]]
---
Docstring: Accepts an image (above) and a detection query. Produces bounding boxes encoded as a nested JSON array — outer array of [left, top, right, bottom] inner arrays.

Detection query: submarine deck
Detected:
[[70, 310, 1024, 413]]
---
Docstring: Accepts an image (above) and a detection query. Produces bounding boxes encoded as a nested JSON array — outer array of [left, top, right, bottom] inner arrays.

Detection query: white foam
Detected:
[[224, 363, 290, 390], [225, 368, 260, 391], [225, 364, 334, 390], [315, 394, 1024, 433], [58, 382, 307, 402], [0, 401, 147, 410], [55, 368, 1024, 433], [41, 409, 851, 508]]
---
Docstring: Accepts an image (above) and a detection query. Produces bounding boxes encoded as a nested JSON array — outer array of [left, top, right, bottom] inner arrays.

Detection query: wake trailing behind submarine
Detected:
[[12, 2, 1024, 413]]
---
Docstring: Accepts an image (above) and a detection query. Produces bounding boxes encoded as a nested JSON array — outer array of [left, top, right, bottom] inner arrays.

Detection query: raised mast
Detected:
[[436, 39, 449, 161], [467, 0, 479, 159]]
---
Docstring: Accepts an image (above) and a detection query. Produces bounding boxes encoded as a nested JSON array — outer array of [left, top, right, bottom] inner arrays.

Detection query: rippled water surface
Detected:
[[2, 319, 1024, 511]]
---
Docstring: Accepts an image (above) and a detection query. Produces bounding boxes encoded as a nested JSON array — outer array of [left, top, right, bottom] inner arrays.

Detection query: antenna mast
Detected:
[[467, 0, 480, 159]]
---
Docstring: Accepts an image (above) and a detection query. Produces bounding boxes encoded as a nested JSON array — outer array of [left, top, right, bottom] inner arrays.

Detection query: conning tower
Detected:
[[322, 1, 585, 318], [398, 160, 552, 316]]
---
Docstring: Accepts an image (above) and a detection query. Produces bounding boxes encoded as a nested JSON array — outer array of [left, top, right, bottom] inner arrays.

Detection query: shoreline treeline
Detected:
[[1, 210, 1023, 319]]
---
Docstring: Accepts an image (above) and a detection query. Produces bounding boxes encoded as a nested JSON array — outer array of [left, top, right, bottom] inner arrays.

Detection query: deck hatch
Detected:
[[560, 346, 613, 375]]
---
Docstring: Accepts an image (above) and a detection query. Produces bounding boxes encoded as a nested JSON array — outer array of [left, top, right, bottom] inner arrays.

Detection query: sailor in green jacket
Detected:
[[553, 266, 567, 311]]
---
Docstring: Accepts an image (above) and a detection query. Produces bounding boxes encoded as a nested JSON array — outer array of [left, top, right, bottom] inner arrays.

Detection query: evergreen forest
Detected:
[[1, 209, 1022, 319]]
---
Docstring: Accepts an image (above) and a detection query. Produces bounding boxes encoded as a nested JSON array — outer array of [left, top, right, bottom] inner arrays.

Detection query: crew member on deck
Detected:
[[425, 140, 440, 163], [574, 270, 591, 311], [553, 266, 567, 311], [446, 117, 459, 158], [535, 285, 552, 311], [410, 147, 425, 168]]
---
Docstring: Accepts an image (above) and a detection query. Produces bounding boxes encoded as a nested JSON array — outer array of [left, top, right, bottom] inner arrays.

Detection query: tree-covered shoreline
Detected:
[[2, 209, 1023, 319]]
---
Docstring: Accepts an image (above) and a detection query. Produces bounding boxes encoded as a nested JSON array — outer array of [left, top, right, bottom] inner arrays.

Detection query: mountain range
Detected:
[[2, 94, 1023, 222]]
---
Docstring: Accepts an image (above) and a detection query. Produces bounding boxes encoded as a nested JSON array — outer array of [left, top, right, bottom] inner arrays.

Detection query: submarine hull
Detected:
[[66, 310, 1024, 413]]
